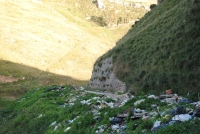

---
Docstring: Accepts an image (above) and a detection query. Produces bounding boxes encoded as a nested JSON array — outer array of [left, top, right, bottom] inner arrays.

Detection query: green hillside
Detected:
[[97, 0, 200, 94], [1, 85, 200, 134]]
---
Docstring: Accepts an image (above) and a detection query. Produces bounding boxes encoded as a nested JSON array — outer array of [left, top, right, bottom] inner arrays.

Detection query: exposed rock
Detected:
[[88, 57, 127, 93]]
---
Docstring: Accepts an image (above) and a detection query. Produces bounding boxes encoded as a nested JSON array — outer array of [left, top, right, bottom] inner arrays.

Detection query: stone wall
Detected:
[[88, 57, 126, 92]]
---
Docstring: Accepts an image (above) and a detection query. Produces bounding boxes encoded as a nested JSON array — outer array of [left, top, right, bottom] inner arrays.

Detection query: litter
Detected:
[[49, 121, 56, 127], [193, 109, 200, 117], [165, 98, 176, 103], [64, 127, 71, 132], [37, 114, 42, 118], [134, 99, 145, 106], [148, 95, 157, 99], [112, 124, 119, 131], [172, 114, 192, 122], [121, 125, 127, 130], [54, 126, 58, 131], [151, 120, 161, 130], [171, 106, 186, 116], [178, 98, 193, 103], [110, 117, 123, 124]]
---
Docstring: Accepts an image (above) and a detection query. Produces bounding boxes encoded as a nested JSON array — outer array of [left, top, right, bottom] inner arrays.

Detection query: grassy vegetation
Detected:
[[96, 0, 200, 95], [0, 60, 87, 109], [1, 85, 200, 134]]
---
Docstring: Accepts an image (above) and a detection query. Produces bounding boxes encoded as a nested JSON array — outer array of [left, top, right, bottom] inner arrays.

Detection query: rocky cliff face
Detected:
[[88, 57, 126, 92]]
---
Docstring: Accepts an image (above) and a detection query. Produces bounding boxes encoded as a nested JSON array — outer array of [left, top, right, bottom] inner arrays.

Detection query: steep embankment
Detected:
[[89, 0, 200, 94]]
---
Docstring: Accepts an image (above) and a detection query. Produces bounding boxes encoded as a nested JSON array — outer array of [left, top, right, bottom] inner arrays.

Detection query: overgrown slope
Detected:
[[1, 85, 200, 134], [97, 0, 200, 94]]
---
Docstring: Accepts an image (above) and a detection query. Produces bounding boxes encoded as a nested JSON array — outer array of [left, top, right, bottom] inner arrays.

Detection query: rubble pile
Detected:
[[61, 87, 200, 133], [7, 85, 200, 133]]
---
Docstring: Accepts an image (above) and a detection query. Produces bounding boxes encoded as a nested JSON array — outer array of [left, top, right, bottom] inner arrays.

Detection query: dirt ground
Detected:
[[0, 0, 115, 81], [0, 75, 18, 83]]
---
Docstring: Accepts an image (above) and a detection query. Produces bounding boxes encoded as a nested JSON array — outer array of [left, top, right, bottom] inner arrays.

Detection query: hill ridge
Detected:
[[89, 0, 200, 95]]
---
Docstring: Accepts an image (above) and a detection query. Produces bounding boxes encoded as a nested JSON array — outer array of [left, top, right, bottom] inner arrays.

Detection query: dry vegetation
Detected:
[[0, 0, 148, 103]]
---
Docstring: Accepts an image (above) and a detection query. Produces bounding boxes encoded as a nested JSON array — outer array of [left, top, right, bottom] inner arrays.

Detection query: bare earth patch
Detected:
[[0, 75, 19, 83]]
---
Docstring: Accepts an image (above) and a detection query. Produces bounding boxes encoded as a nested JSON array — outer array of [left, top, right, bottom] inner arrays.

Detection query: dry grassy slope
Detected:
[[0, 0, 115, 80]]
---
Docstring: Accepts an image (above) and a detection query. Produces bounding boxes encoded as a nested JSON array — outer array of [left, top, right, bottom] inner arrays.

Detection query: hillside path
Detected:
[[85, 90, 132, 100]]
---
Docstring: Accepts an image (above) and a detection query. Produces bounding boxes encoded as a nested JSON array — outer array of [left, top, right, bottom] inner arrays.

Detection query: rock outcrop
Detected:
[[88, 57, 126, 92]]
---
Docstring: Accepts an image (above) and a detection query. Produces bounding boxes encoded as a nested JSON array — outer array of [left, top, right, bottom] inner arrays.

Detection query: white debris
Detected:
[[134, 99, 145, 106], [148, 95, 157, 99], [37, 114, 42, 118], [165, 98, 176, 103], [64, 127, 71, 132], [151, 121, 161, 131], [172, 114, 192, 122], [49, 121, 56, 127], [112, 124, 119, 131], [68, 116, 80, 124], [69, 103, 74, 106], [106, 102, 115, 108], [79, 86, 85, 90], [54, 126, 58, 131], [121, 99, 128, 106], [99, 128, 104, 133], [17, 98, 25, 102]]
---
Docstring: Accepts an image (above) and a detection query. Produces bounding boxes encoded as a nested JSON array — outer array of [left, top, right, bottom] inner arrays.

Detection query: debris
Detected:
[[106, 102, 115, 108], [172, 114, 192, 122], [193, 109, 200, 117], [151, 121, 169, 132], [49, 121, 56, 127], [134, 109, 148, 117], [60, 103, 67, 108], [121, 99, 128, 106], [45, 86, 65, 92], [110, 117, 123, 124], [148, 95, 157, 99], [151, 120, 161, 131], [142, 115, 149, 121], [134, 99, 145, 106], [178, 98, 193, 103], [68, 116, 80, 124], [54, 125, 58, 131], [166, 89, 172, 95], [99, 128, 104, 133], [112, 124, 119, 131], [171, 106, 186, 116], [159, 94, 174, 99], [151, 104, 157, 109], [149, 111, 158, 117], [79, 86, 85, 90], [37, 114, 42, 118], [117, 114, 128, 118], [121, 125, 127, 130], [165, 98, 176, 103], [64, 127, 71, 132]]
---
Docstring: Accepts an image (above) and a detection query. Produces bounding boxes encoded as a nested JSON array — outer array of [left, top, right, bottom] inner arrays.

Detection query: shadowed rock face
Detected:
[[88, 57, 126, 92]]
